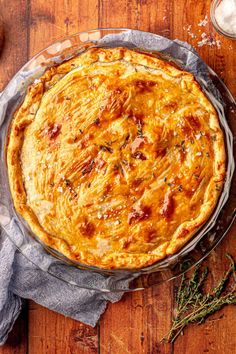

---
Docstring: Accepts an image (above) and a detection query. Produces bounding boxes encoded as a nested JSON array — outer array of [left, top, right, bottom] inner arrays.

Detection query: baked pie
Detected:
[[7, 47, 226, 269]]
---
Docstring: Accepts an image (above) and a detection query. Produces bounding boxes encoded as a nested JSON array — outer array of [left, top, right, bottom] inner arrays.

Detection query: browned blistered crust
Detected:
[[7, 47, 226, 269]]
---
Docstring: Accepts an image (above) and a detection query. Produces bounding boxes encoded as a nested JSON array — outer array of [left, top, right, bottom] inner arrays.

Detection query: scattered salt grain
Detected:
[[198, 15, 208, 27], [189, 32, 196, 38], [57, 186, 63, 193], [183, 20, 221, 49], [183, 24, 197, 38], [197, 32, 221, 48], [216, 40, 221, 48]]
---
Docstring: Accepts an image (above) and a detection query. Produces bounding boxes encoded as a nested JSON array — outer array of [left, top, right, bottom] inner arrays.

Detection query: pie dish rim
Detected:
[[0, 29, 234, 278]]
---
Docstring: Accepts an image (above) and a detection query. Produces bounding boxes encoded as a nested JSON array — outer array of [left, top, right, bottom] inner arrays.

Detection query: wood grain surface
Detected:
[[0, 1, 235, 353]]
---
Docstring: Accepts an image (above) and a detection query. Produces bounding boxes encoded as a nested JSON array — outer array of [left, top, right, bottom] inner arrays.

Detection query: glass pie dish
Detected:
[[0, 28, 235, 292]]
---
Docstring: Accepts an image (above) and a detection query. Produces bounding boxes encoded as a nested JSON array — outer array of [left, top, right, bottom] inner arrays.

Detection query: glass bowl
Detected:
[[210, 0, 236, 40], [0, 28, 235, 292]]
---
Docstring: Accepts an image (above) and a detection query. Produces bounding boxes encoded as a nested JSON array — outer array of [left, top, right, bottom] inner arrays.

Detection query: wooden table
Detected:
[[0, 1, 235, 353]]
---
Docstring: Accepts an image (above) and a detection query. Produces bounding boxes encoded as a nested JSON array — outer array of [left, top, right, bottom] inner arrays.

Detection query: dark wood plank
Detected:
[[0, 0, 28, 91], [172, 1, 236, 352], [0, 17, 4, 55], [100, 284, 172, 354], [28, 302, 98, 354], [0, 304, 28, 354], [172, 0, 236, 95], [28, 1, 99, 353], [99, 1, 236, 353], [29, 0, 99, 56], [0, 0, 28, 353], [173, 228, 236, 354], [99, 1, 173, 353]]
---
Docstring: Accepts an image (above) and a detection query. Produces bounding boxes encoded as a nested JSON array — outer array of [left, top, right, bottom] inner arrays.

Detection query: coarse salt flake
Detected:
[[198, 15, 208, 27]]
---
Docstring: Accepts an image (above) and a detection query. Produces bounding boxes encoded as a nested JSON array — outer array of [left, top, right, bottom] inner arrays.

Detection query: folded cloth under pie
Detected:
[[0, 230, 122, 345]]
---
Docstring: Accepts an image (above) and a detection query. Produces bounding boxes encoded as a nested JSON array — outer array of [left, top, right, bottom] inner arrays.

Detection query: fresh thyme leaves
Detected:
[[93, 118, 100, 125], [211, 134, 217, 142], [120, 134, 130, 149], [64, 179, 71, 186], [121, 159, 128, 166], [82, 160, 95, 175], [163, 254, 236, 343], [100, 145, 113, 153], [137, 124, 143, 137], [105, 141, 113, 146]]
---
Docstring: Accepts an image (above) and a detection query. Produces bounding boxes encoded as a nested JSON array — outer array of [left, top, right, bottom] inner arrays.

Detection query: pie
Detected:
[[7, 47, 226, 269]]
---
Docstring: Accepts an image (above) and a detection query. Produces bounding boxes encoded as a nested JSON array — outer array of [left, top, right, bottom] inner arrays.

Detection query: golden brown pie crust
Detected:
[[7, 47, 226, 269]]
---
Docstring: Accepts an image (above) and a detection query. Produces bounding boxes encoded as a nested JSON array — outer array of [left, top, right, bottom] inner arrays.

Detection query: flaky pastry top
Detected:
[[7, 47, 225, 269]]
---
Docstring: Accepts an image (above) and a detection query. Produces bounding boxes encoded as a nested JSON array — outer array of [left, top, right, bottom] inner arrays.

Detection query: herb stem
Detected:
[[163, 254, 236, 343]]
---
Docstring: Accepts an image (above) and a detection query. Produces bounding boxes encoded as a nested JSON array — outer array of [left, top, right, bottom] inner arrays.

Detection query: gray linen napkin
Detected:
[[0, 229, 123, 345]]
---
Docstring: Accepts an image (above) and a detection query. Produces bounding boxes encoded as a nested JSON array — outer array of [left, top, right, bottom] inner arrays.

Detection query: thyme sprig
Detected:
[[163, 254, 236, 343]]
